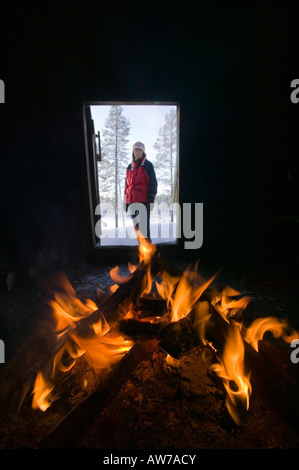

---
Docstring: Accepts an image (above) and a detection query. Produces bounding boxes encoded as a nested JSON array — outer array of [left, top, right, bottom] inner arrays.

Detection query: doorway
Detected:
[[83, 102, 180, 247]]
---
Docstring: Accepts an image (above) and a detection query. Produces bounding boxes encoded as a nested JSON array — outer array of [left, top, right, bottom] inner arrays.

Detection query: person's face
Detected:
[[133, 148, 143, 160]]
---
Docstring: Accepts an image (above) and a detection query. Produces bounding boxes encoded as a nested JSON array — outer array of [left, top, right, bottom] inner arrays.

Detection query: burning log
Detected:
[[38, 340, 158, 449], [14, 237, 299, 441], [158, 302, 299, 426], [118, 318, 164, 338], [21, 244, 162, 408]]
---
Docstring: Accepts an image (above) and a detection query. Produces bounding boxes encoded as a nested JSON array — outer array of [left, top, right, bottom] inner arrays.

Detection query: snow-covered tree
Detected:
[[153, 108, 177, 202], [98, 106, 131, 227]]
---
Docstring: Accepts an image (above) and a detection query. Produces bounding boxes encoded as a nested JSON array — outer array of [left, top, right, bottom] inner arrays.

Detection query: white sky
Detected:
[[90, 104, 178, 165]]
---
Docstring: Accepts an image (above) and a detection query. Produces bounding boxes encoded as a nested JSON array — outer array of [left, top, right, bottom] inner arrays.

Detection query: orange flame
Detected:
[[244, 316, 299, 352], [31, 274, 133, 411], [109, 266, 133, 284], [137, 231, 156, 265], [156, 271, 180, 310], [170, 264, 217, 323], [70, 330, 133, 373], [193, 300, 212, 345], [135, 231, 157, 295], [211, 324, 251, 426], [47, 273, 99, 333], [32, 372, 54, 412], [211, 286, 251, 322]]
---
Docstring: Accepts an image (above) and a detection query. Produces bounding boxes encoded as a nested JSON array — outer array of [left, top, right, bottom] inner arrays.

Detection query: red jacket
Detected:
[[125, 156, 157, 205]]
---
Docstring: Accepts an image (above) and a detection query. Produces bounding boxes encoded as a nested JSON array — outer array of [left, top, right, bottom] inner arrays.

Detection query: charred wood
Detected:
[[22, 254, 162, 388], [158, 305, 299, 426], [38, 340, 158, 449]]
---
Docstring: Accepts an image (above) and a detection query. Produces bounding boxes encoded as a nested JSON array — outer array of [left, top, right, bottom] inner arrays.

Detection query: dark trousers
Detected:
[[128, 202, 151, 241]]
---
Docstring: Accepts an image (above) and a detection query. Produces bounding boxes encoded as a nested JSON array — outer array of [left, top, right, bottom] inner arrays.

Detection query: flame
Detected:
[[48, 273, 99, 332], [193, 300, 212, 345], [128, 263, 137, 274], [156, 271, 180, 310], [32, 372, 54, 412], [134, 231, 157, 295], [211, 324, 251, 426], [137, 231, 156, 265], [108, 284, 119, 294], [244, 316, 299, 352], [31, 274, 133, 411], [109, 266, 133, 284], [170, 264, 217, 323], [31, 256, 298, 430], [70, 331, 133, 373], [211, 286, 251, 322]]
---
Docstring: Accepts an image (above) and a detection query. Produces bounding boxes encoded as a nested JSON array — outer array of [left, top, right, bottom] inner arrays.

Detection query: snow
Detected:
[[97, 215, 178, 246]]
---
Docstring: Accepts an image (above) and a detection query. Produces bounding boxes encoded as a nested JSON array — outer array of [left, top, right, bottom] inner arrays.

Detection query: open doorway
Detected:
[[83, 102, 179, 247]]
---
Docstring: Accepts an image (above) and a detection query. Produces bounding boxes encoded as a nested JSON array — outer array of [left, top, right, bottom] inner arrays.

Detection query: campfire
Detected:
[[1, 235, 299, 449]]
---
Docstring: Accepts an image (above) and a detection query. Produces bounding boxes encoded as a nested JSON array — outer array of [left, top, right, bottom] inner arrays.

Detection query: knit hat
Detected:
[[132, 141, 145, 153]]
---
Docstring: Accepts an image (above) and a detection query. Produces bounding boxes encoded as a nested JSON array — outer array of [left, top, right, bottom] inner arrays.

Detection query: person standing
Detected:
[[125, 141, 157, 241]]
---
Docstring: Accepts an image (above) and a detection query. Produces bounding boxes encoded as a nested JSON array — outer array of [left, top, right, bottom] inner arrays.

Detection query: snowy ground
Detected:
[[97, 215, 178, 246]]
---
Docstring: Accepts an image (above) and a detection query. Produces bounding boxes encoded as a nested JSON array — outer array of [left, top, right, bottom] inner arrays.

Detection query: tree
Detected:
[[98, 106, 131, 227], [153, 108, 177, 203]]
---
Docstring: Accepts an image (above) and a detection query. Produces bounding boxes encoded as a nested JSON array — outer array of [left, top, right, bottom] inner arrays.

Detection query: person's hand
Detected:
[[147, 194, 155, 211]]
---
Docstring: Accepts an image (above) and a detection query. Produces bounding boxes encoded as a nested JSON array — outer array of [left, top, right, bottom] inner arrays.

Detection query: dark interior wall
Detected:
[[252, 3, 299, 276], [0, 3, 298, 276]]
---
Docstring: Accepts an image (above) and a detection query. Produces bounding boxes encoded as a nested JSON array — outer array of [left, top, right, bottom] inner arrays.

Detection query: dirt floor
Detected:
[[0, 257, 299, 450]]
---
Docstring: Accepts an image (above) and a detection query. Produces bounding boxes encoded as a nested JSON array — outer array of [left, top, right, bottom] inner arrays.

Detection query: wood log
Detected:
[[21, 253, 163, 396], [38, 340, 159, 449], [75, 255, 161, 334], [118, 318, 167, 339], [135, 296, 168, 318]]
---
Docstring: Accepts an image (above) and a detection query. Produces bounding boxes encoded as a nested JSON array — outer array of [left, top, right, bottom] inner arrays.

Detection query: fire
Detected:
[[211, 286, 251, 322], [107, 234, 156, 297], [31, 273, 133, 411], [156, 271, 180, 311], [136, 231, 157, 295], [30, 248, 298, 431], [244, 316, 299, 352], [211, 324, 251, 426], [170, 264, 217, 323], [109, 266, 133, 284], [193, 300, 212, 345], [32, 372, 54, 412], [68, 330, 133, 374], [48, 273, 99, 332], [136, 231, 156, 265], [108, 284, 119, 294]]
